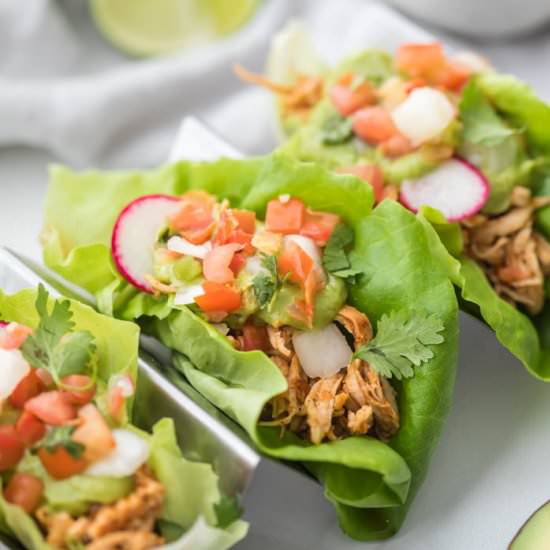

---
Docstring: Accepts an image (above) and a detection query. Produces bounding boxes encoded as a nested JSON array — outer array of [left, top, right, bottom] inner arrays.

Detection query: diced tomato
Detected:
[[265, 198, 305, 235], [303, 269, 323, 325], [15, 411, 46, 446], [9, 369, 46, 409], [226, 229, 255, 255], [195, 282, 241, 313], [38, 446, 88, 480], [232, 209, 256, 234], [241, 325, 270, 352], [24, 391, 76, 426], [35, 368, 54, 388], [169, 191, 215, 243], [299, 209, 340, 245], [278, 241, 314, 285], [330, 72, 375, 116], [404, 77, 427, 95], [107, 373, 135, 422], [0, 323, 32, 350], [229, 252, 247, 276], [213, 208, 238, 247], [396, 42, 446, 79], [203, 243, 243, 284], [61, 375, 96, 406], [72, 404, 115, 463], [379, 134, 413, 158], [382, 185, 399, 201], [352, 107, 400, 144], [338, 164, 385, 204], [0, 425, 25, 471], [3, 473, 44, 513], [435, 60, 471, 91]]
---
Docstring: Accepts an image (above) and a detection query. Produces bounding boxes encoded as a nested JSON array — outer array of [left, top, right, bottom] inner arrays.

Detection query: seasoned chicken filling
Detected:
[[35, 467, 165, 550], [463, 187, 550, 315], [250, 306, 400, 445]]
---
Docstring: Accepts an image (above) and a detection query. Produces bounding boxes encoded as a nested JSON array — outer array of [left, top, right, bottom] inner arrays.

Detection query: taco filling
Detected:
[[0, 288, 165, 549], [114, 191, 445, 446]]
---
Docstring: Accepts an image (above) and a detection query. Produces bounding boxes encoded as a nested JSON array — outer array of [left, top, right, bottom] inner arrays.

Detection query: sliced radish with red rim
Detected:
[[111, 194, 181, 293], [400, 157, 489, 222]]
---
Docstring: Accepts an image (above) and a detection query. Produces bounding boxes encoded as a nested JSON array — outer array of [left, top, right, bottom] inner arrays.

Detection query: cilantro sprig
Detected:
[[41, 426, 85, 459], [321, 114, 353, 145], [21, 285, 97, 385], [322, 224, 361, 282], [213, 495, 243, 529], [252, 254, 282, 308], [354, 310, 445, 380]]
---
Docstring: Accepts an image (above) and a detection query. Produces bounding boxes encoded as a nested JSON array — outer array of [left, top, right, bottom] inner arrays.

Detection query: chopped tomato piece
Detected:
[[265, 198, 305, 235], [435, 60, 471, 91], [61, 374, 96, 406], [352, 107, 400, 144], [24, 391, 76, 426], [15, 411, 46, 446], [241, 325, 270, 352], [338, 164, 385, 204], [229, 252, 247, 276], [213, 208, 238, 247], [35, 368, 54, 388], [0, 323, 32, 350], [4, 473, 44, 513], [72, 404, 115, 463], [107, 386, 125, 423], [226, 229, 255, 255], [382, 185, 399, 201], [278, 241, 314, 285], [9, 369, 46, 409], [304, 269, 323, 325], [396, 42, 446, 79], [203, 243, 243, 284], [404, 77, 427, 95], [195, 282, 241, 313], [38, 446, 88, 480], [0, 425, 25, 471], [330, 73, 375, 116], [299, 209, 340, 245], [169, 191, 215, 243], [379, 134, 413, 158], [232, 209, 256, 234]]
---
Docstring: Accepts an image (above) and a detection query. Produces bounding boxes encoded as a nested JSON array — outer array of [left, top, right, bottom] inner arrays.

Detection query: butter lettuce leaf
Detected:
[[42, 153, 459, 540]]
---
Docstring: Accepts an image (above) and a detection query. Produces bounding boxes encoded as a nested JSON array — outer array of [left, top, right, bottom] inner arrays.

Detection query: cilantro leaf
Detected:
[[21, 284, 96, 382], [322, 223, 360, 282], [354, 310, 445, 380], [252, 254, 280, 308], [213, 496, 242, 529], [460, 79, 521, 146], [321, 114, 353, 145], [41, 426, 85, 459]]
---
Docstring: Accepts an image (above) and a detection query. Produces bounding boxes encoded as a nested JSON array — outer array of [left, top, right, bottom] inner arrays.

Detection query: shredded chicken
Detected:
[[234, 64, 323, 119], [263, 306, 400, 444], [36, 467, 165, 549], [463, 187, 550, 314]]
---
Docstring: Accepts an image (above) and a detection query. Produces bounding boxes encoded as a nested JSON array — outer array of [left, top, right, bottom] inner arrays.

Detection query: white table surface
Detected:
[[2, 136, 550, 550]]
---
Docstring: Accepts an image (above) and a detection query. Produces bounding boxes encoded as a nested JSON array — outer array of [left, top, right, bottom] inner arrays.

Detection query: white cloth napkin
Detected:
[[1, 0, 550, 169]]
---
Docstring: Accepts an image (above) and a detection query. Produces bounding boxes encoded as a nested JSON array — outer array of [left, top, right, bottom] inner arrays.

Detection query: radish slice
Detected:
[[112, 194, 181, 292], [85, 429, 150, 478], [174, 283, 205, 306], [400, 157, 490, 221], [391, 87, 455, 146], [0, 349, 30, 400], [167, 235, 212, 259], [292, 324, 353, 379]]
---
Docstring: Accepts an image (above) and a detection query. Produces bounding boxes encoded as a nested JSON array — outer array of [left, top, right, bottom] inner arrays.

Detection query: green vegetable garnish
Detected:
[[321, 115, 353, 145], [354, 311, 445, 380], [252, 254, 280, 308], [21, 284, 96, 384], [322, 224, 361, 281], [41, 426, 85, 459], [213, 495, 243, 529]]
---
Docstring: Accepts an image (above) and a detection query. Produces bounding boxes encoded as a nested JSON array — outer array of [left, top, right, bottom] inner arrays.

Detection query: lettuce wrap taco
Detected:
[[41, 154, 459, 540], [0, 286, 247, 549], [238, 24, 550, 380]]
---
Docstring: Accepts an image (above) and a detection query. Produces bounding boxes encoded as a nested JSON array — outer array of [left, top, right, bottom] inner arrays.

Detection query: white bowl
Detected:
[[386, 0, 550, 39]]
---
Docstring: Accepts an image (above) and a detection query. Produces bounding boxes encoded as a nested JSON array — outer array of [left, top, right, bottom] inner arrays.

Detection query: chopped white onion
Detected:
[[85, 429, 150, 478], [279, 194, 291, 204], [391, 87, 455, 146], [244, 255, 269, 278], [174, 283, 205, 306], [453, 51, 492, 74], [284, 235, 322, 267], [167, 235, 211, 260], [0, 349, 30, 400], [111, 374, 134, 398], [292, 324, 353, 379]]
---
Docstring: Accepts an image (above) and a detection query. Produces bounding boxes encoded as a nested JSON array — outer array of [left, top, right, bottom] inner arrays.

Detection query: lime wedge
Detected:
[[90, 0, 259, 57]]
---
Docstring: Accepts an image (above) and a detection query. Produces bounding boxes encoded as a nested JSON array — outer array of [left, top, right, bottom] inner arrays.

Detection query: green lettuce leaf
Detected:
[[42, 153, 459, 540]]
